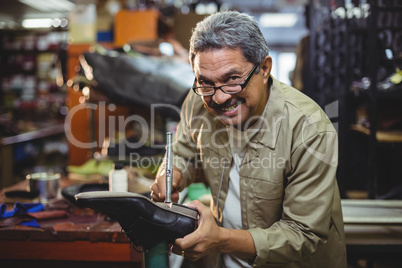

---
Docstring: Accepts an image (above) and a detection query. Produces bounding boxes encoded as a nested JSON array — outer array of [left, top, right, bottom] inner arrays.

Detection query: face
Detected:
[[193, 48, 272, 128]]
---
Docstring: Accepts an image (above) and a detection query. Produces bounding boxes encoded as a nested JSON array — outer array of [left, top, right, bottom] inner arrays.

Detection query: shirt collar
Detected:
[[209, 76, 285, 150], [251, 76, 285, 149]]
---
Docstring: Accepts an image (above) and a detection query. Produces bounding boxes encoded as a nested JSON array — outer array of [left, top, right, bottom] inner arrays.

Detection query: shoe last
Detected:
[[75, 191, 198, 250]]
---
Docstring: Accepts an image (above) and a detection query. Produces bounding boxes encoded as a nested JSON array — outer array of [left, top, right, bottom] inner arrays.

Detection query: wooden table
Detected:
[[2, 179, 402, 268], [0, 177, 143, 268], [342, 199, 402, 267]]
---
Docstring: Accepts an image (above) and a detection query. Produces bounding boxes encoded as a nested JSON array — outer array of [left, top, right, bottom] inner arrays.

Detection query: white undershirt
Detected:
[[222, 106, 267, 268], [222, 128, 251, 267]]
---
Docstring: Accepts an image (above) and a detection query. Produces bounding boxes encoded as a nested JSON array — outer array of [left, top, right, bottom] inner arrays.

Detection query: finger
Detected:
[[150, 182, 161, 201], [158, 190, 166, 200], [153, 176, 167, 200], [152, 192, 165, 202], [183, 200, 204, 211], [157, 168, 165, 177], [150, 191, 158, 201], [174, 227, 202, 249], [171, 175, 180, 189], [150, 190, 164, 202], [171, 192, 180, 203], [150, 182, 158, 193], [172, 242, 197, 259], [171, 245, 184, 256], [167, 167, 180, 192]]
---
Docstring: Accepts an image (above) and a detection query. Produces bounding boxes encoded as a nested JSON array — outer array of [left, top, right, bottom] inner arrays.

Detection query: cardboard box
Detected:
[[114, 9, 159, 47]]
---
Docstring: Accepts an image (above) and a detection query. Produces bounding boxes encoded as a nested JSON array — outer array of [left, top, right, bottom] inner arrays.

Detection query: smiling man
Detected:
[[151, 11, 347, 268], [193, 48, 270, 129]]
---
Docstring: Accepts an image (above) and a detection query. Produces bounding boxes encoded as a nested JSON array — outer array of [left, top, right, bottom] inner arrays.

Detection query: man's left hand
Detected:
[[172, 200, 224, 261]]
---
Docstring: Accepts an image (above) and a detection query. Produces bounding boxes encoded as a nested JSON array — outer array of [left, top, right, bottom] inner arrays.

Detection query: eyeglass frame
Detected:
[[192, 63, 259, 96]]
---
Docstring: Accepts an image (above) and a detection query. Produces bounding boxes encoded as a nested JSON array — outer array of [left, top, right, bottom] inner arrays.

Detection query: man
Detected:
[[151, 11, 347, 267]]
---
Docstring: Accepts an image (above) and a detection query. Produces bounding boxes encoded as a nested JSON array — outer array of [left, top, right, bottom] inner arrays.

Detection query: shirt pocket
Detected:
[[247, 178, 284, 228], [200, 147, 231, 200]]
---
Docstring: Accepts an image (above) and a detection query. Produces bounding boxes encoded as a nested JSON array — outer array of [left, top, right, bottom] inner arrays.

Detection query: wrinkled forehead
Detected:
[[192, 46, 248, 66], [193, 48, 250, 78]]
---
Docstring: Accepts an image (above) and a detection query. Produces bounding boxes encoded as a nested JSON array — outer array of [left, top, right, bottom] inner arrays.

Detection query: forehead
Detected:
[[193, 48, 249, 79]]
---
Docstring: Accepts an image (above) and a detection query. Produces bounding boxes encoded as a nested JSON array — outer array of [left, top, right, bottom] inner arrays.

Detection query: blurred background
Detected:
[[0, 1, 401, 266]]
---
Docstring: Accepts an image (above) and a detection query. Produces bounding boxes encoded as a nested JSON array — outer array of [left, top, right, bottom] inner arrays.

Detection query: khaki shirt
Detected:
[[172, 77, 347, 267]]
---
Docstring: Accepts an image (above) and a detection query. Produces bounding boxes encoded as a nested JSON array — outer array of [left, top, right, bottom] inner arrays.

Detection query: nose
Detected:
[[212, 88, 232, 105]]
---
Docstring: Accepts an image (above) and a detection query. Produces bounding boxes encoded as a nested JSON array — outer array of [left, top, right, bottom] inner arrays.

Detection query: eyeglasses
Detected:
[[192, 64, 259, 96]]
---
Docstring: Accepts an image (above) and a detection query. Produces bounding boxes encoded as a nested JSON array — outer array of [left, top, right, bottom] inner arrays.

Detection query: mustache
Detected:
[[209, 98, 245, 109]]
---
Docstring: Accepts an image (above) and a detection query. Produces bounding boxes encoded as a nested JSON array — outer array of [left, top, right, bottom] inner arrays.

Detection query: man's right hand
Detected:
[[150, 167, 183, 203]]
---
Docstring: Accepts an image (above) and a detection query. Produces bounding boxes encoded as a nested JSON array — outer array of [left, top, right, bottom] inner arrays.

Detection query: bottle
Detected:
[[109, 162, 128, 192]]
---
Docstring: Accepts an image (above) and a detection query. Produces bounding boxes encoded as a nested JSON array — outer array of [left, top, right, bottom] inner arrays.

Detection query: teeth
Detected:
[[221, 103, 238, 111]]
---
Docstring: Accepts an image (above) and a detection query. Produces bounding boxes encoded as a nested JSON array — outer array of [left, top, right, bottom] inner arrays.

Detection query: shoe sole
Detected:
[[75, 191, 199, 250], [75, 191, 198, 219]]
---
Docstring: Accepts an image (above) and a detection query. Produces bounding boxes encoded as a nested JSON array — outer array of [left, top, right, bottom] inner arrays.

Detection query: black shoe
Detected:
[[75, 191, 198, 250]]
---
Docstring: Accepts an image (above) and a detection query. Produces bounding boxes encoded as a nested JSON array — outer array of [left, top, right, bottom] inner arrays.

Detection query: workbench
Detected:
[[1, 179, 402, 267], [342, 199, 402, 267], [0, 177, 143, 268]]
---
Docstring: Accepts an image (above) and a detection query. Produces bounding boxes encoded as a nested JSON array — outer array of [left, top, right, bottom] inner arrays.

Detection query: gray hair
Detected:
[[189, 11, 269, 72]]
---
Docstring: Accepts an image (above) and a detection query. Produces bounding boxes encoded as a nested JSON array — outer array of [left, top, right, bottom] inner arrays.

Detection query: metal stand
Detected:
[[144, 242, 170, 268], [143, 132, 174, 267]]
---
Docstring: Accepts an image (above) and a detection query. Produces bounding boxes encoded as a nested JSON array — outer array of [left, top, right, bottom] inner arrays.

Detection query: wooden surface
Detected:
[[342, 199, 402, 224], [2, 179, 402, 265], [345, 224, 402, 247], [0, 178, 143, 264], [342, 199, 402, 265], [350, 124, 402, 143], [0, 240, 138, 262]]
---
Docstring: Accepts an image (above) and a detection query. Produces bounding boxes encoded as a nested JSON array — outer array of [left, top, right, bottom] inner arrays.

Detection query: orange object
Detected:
[[114, 9, 159, 47], [66, 44, 93, 166]]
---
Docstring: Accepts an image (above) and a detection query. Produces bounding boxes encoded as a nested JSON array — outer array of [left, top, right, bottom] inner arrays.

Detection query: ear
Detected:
[[260, 56, 272, 84]]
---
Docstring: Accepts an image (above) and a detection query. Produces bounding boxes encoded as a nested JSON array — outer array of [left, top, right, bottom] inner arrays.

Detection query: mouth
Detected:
[[221, 102, 239, 112], [212, 99, 245, 113]]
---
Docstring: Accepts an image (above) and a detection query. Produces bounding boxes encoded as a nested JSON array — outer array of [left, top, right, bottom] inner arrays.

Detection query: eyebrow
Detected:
[[197, 67, 243, 83]]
